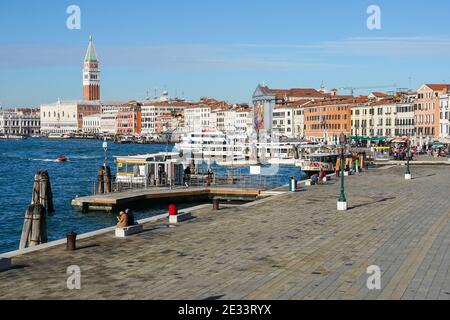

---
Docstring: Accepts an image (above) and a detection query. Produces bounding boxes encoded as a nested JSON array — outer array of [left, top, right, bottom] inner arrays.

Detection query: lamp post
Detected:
[[405, 138, 412, 180], [102, 137, 108, 166], [337, 133, 348, 211]]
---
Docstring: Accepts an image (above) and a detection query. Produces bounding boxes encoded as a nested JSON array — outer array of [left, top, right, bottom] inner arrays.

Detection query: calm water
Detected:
[[0, 138, 304, 254]]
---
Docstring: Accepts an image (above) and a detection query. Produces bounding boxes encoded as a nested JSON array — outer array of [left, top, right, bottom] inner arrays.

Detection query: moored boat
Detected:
[[48, 133, 71, 139]]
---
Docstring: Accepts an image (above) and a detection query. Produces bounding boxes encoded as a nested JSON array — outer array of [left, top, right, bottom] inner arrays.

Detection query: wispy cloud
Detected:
[[1, 36, 448, 71], [238, 36, 450, 56], [0, 43, 345, 71]]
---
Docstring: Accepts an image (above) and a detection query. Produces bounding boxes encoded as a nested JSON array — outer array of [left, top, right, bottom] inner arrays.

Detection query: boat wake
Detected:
[[29, 158, 70, 163]]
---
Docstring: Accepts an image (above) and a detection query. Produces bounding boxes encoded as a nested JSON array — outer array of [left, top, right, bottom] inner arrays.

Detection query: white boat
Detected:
[[296, 152, 340, 177], [176, 131, 300, 166], [48, 133, 71, 139], [0, 134, 27, 140]]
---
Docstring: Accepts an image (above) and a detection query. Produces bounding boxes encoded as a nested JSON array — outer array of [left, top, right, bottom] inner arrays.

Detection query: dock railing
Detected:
[[91, 174, 293, 195]]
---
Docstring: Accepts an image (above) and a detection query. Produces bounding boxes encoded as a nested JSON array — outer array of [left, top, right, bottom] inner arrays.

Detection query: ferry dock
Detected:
[[2, 165, 450, 300], [72, 187, 267, 212]]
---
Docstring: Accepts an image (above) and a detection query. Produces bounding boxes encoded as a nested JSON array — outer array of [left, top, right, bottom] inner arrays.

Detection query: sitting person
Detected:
[[125, 209, 136, 226], [117, 211, 128, 228], [311, 174, 319, 185], [318, 168, 326, 184]]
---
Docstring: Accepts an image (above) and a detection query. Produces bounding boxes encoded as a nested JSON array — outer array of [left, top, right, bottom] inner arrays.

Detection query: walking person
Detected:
[[335, 157, 341, 177], [184, 166, 191, 188], [205, 168, 214, 187]]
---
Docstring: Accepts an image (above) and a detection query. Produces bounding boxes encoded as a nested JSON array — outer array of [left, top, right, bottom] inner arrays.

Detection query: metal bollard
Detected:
[[213, 199, 220, 211], [66, 231, 77, 251], [289, 177, 297, 192]]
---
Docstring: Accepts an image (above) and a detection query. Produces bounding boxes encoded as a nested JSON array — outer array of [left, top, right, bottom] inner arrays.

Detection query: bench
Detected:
[[169, 211, 192, 224], [115, 224, 144, 238], [0, 258, 11, 272]]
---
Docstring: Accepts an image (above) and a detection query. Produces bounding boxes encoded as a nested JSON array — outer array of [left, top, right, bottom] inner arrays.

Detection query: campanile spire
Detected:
[[83, 36, 100, 101]]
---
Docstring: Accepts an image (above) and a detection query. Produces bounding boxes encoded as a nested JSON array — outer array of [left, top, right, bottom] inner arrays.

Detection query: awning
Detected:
[[349, 136, 369, 141]]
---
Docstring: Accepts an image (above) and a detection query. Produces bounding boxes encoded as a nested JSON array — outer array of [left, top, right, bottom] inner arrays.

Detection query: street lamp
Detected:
[[337, 133, 348, 211], [102, 137, 108, 166], [405, 138, 412, 180]]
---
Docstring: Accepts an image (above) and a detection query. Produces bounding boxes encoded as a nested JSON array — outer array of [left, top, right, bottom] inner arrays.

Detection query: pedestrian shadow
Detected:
[[411, 173, 436, 180], [204, 295, 225, 301], [349, 197, 396, 210]]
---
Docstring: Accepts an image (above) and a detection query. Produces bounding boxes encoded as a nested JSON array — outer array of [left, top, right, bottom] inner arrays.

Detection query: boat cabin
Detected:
[[115, 152, 184, 187]]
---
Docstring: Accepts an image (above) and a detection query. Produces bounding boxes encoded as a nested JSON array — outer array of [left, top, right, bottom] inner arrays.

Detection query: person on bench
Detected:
[[117, 211, 128, 228]]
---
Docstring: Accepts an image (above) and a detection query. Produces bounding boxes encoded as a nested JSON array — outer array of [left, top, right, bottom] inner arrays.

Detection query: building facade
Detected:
[[82, 113, 101, 133], [0, 109, 40, 136], [351, 101, 396, 138], [184, 105, 212, 132], [117, 103, 142, 135], [304, 98, 362, 142], [40, 100, 101, 134], [440, 94, 450, 139], [141, 101, 190, 135], [415, 84, 450, 138], [272, 107, 294, 138]]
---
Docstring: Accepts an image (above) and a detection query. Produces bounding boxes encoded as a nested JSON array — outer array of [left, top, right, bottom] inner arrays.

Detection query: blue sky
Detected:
[[1, 0, 450, 107]]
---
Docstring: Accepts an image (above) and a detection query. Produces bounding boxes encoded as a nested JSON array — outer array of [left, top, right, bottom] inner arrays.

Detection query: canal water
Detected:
[[0, 138, 304, 254]]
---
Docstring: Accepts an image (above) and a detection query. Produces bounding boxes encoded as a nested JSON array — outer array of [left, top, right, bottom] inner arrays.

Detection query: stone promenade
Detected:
[[1, 165, 450, 300]]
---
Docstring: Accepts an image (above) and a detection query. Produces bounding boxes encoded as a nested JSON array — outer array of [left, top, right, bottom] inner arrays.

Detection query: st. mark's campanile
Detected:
[[83, 36, 100, 101]]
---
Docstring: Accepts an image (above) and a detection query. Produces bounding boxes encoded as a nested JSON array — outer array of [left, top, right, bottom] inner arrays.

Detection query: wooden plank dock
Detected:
[[71, 187, 264, 212]]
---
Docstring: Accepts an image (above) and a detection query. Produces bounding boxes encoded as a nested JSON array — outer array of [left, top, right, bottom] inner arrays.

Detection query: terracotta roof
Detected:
[[370, 92, 388, 97], [142, 101, 194, 107], [261, 86, 327, 98], [425, 84, 450, 91], [304, 97, 369, 108]]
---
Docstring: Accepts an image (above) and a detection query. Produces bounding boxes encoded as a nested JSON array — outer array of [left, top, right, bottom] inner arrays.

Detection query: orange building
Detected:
[[117, 102, 142, 135], [415, 84, 450, 138], [304, 97, 368, 142]]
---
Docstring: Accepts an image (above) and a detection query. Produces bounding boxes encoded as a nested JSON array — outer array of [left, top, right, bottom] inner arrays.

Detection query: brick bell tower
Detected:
[[83, 36, 100, 101]]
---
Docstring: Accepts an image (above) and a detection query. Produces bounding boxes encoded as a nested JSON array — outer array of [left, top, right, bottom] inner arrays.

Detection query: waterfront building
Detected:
[[141, 101, 191, 135], [154, 111, 184, 134], [116, 102, 142, 135], [291, 101, 311, 139], [82, 113, 101, 134], [395, 93, 416, 137], [184, 99, 227, 133], [304, 98, 366, 143], [40, 100, 101, 134], [184, 105, 211, 132], [210, 104, 251, 134], [350, 93, 416, 139], [252, 85, 331, 136], [83, 36, 100, 101], [351, 99, 397, 138], [98, 102, 126, 135], [272, 107, 294, 138], [415, 84, 450, 139], [439, 94, 450, 140], [0, 108, 40, 136]]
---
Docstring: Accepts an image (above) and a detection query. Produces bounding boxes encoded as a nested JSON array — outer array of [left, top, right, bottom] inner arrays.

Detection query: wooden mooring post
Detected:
[[97, 165, 112, 195], [19, 171, 54, 250]]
